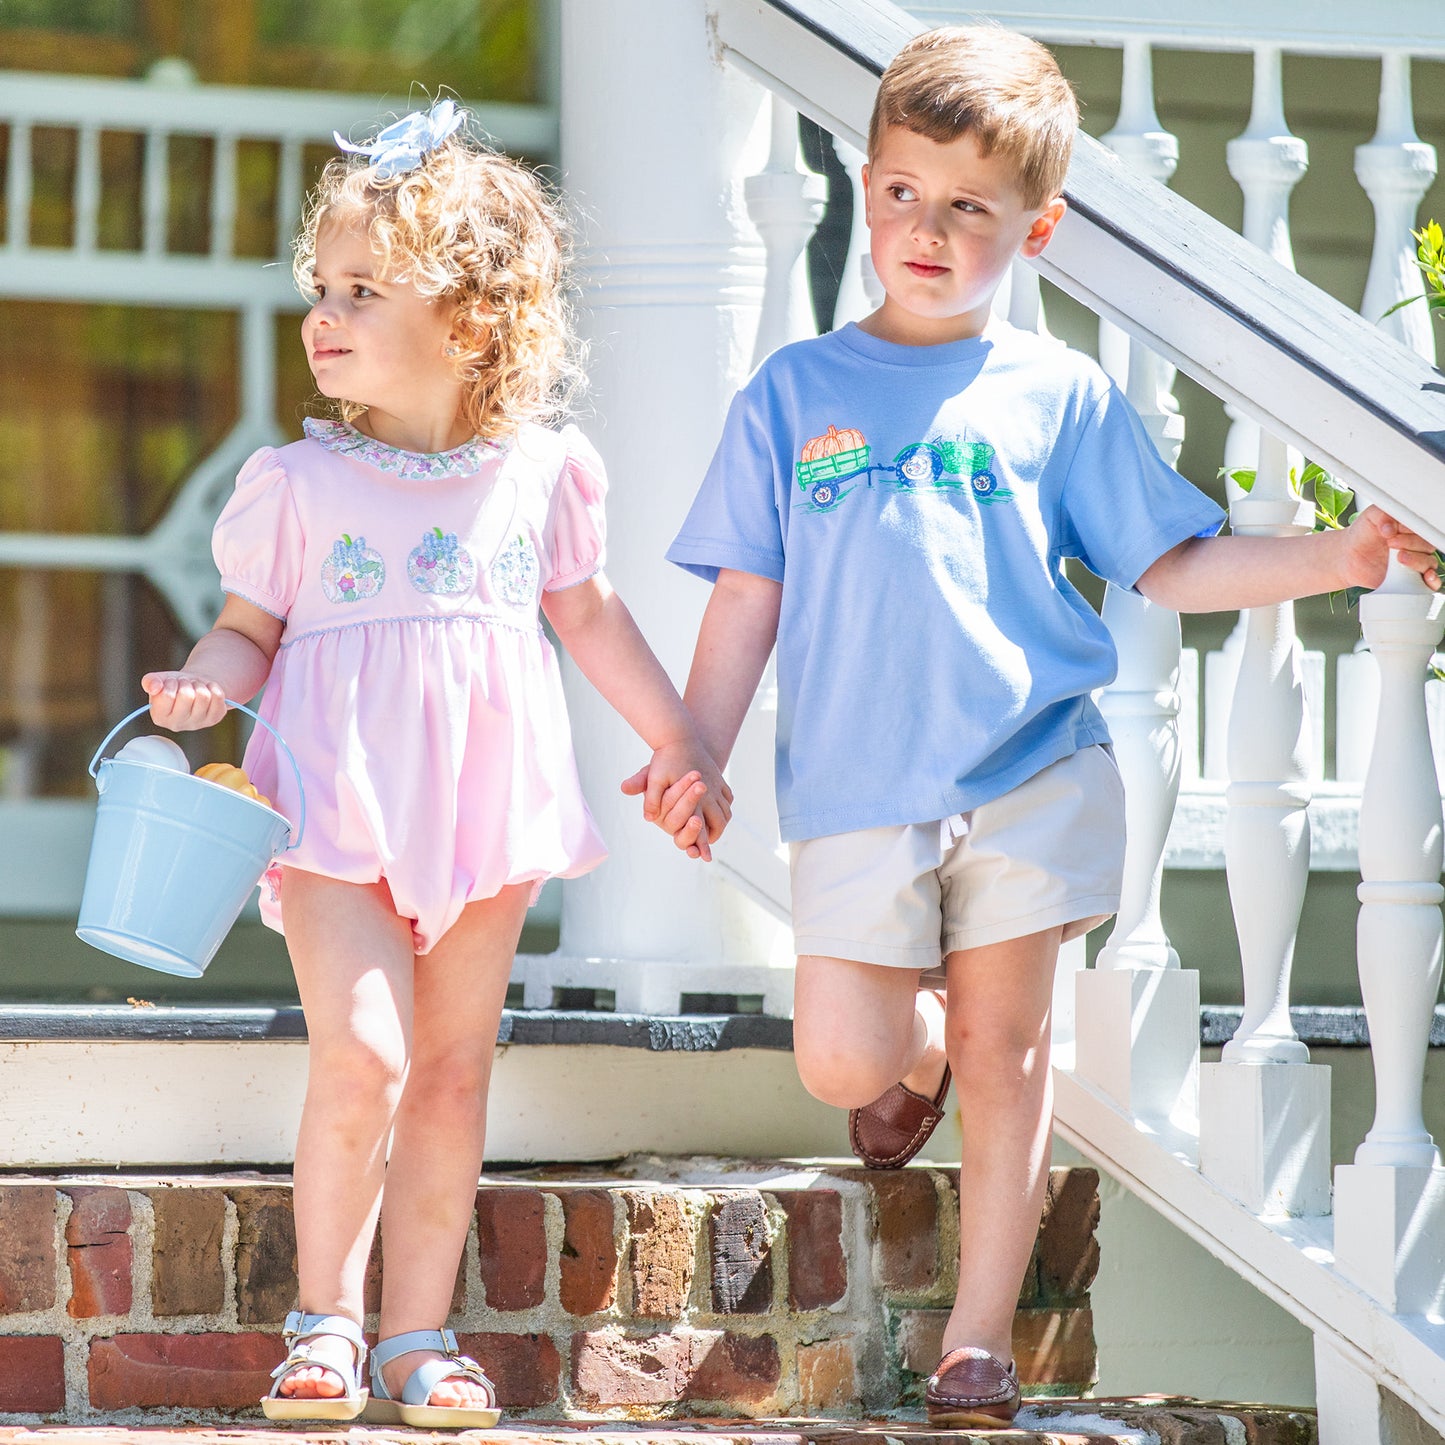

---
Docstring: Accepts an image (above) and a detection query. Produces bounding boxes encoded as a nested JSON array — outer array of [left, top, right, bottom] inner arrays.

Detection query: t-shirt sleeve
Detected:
[[667, 386, 786, 585], [1057, 383, 1226, 590], [211, 447, 304, 620], [543, 424, 608, 591]]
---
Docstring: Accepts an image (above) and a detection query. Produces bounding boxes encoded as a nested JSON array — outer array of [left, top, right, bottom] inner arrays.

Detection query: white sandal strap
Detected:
[[270, 1312, 366, 1394], [369, 1328, 495, 1407]]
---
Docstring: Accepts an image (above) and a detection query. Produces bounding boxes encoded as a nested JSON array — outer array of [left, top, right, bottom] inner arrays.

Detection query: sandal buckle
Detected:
[[440, 1327, 460, 1356]]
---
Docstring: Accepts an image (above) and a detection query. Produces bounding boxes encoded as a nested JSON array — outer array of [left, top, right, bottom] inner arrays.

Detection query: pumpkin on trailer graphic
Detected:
[[795, 424, 870, 509]]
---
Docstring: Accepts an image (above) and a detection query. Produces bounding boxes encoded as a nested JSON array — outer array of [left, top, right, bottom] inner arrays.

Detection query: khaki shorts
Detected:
[[788, 745, 1125, 971]]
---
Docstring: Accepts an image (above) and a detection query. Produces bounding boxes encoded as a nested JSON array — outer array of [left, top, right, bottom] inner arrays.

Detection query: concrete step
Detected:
[[0, 1406, 1319, 1442]]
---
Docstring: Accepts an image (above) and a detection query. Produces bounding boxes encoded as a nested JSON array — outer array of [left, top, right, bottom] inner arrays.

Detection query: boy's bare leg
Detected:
[[376, 882, 531, 1409], [792, 955, 946, 1110], [940, 925, 1062, 1365]]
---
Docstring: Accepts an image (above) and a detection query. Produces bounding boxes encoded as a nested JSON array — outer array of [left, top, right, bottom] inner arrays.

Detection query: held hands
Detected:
[[141, 671, 228, 731], [620, 737, 733, 862], [1341, 506, 1441, 592]]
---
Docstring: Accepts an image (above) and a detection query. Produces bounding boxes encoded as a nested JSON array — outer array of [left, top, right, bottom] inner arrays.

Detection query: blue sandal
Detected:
[[261, 1310, 368, 1421], [364, 1327, 501, 1427]]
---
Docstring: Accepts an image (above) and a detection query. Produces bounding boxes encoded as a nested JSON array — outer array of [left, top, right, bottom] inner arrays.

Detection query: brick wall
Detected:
[[0, 1163, 1098, 1422]]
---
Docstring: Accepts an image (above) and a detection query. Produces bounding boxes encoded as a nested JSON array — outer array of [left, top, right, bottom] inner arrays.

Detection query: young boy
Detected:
[[649, 25, 1438, 1428]]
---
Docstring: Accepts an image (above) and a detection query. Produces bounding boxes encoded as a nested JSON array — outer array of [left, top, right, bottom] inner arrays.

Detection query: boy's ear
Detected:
[[861, 162, 872, 226], [1019, 197, 1067, 259]]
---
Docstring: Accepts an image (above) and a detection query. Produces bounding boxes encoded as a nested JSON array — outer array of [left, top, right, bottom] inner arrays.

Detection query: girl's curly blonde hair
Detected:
[[293, 118, 584, 443]]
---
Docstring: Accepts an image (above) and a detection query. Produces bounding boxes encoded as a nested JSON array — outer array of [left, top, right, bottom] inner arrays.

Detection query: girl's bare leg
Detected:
[[940, 926, 1061, 1365], [276, 870, 417, 1398], [374, 882, 531, 1409]]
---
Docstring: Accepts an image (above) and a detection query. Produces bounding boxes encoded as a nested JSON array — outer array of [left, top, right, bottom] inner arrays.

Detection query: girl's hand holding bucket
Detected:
[[142, 669, 229, 730]]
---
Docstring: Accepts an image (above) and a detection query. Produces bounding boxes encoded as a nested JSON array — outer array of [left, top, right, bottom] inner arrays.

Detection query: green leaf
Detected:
[[1219, 466, 1257, 494]]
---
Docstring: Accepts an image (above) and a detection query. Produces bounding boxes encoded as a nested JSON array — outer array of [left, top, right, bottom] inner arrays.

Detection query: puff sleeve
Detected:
[[543, 424, 609, 591], [211, 447, 305, 621]]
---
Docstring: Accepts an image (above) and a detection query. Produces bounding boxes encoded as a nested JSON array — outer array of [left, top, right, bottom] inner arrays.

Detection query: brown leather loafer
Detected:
[[924, 1346, 1020, 1427], [848, 1062, 952, 1169]]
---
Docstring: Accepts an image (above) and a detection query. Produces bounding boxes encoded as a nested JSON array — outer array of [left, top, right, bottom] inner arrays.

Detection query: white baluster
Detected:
[[73, 124, 101, 254], [210, 133, 238, 262], [1203, 442, 1331, 1212], [1219, 44, 1307, 564], [275, 137, 304, 260], [1354, 557, 1445, 1167], [1357, 52, 1438, 363], [745, 96, 826, 367], [831, 135, 879, 324], [6, 121, 33, 250], [1097, 40, 1178, 391], [1333, 558, 1445, 1326], [142, 129, 169, 255], [1076, 42, 1197, 1127], [1097, 337, 1186, 976], [1204, 51, 1331, 1209], [1218, 48, 1314, 1066], [1220, 445, 1314, 1064]]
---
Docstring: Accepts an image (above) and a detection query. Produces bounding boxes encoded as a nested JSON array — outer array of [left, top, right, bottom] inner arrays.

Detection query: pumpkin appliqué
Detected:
[[795, 423, 871, 511], [408, 526, 477, 596], [320, 534, 386, 604], [801, 423, 867, 462], [491, 533, 539, 607]]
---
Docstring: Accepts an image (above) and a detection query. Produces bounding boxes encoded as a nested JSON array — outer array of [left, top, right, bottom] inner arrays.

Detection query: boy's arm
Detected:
[[1136, 505, 1440, 613], [684, 568, 784, 768], [623, 568, 783, 850]]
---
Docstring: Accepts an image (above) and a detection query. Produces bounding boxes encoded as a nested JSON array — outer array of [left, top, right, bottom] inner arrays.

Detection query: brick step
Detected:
[[1, 1158, 1098, 1422], [0, 1409, 1319, 1443]]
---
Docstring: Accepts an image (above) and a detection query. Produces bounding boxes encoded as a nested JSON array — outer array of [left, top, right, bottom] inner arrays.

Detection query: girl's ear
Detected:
[[1019, 197, 1067, 259]]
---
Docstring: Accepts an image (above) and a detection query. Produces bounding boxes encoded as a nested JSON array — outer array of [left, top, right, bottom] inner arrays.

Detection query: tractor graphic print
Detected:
[[795, 424, 1011, 511]]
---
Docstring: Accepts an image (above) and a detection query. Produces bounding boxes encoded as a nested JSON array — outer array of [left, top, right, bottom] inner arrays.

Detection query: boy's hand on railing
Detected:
[[1342, 506, 1442, 592], [141, 671, 229, 730], [620, 739, 733, 861]]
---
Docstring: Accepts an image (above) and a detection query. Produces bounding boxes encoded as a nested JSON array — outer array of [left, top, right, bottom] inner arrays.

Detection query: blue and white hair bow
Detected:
[[333, 100, 464, 179]]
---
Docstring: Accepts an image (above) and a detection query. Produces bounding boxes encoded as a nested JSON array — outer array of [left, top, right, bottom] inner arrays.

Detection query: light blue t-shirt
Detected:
[[667, 321, 1224, 842]]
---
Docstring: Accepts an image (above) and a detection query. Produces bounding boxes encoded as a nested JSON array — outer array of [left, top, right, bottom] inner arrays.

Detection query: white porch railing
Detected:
[[698, 0, 1445, 1440]]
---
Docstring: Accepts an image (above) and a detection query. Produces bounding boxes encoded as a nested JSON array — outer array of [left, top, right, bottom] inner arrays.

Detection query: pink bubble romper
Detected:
[[213, 417, 609, 953]]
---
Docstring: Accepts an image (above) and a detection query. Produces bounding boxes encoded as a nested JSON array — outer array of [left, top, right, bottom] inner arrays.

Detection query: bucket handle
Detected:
[[88, 701, 307, 851]]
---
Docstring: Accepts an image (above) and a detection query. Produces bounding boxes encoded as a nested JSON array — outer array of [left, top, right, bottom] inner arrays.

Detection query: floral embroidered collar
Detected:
[[303, 417, 507, 480]]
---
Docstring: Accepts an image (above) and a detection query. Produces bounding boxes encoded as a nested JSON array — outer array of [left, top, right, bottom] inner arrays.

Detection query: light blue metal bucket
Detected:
[[76, 701, 306, 978]]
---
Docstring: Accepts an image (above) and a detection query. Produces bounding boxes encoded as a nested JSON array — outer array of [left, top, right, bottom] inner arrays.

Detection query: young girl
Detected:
[[142, 101, 727, 1426]]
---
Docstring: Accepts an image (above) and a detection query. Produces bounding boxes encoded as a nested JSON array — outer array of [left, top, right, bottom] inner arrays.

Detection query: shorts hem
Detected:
[[941, 894, 1120, 955], [791, 933, 942, 970]]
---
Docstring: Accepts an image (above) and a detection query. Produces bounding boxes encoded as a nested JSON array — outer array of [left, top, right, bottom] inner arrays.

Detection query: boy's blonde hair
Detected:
[[294, 117, 583, 443], [868, 25, 1077, 209]]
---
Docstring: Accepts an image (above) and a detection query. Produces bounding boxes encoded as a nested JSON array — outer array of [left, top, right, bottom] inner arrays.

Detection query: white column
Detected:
[[1357, 53, 1438, 363], [550, 0, 791, 1015], [1076, 41, 1197, 1128]]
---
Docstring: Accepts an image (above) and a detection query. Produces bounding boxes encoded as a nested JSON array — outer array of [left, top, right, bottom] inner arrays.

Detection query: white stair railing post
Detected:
[[1348, 559, 1445, 1171], [1330, 559, 1445, 1437], [1198, 44, 1331, 1216], [1074, 42, 1197, 1126]]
